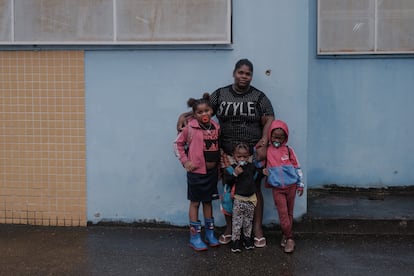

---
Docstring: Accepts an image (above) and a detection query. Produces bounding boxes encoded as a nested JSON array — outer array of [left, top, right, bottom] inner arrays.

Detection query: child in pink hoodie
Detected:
[[262, 119, 304, 253]]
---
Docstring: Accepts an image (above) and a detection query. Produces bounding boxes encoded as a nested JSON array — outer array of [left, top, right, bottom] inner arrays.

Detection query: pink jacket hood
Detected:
[[268, 119, 289, 146]]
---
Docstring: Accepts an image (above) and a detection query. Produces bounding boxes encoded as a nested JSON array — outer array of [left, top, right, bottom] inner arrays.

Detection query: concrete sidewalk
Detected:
[[302, 187, 414, 235]]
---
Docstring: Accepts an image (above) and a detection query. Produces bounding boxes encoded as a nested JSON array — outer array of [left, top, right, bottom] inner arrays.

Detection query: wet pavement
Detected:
[[1, 224, 413, 276], [1, 188, 414, 275]]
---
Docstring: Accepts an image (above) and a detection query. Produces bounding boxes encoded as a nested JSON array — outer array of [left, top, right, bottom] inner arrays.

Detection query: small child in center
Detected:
[[263, 119, 304, 253], [223, 143, 258, 253], [173, 93, 221, 251]]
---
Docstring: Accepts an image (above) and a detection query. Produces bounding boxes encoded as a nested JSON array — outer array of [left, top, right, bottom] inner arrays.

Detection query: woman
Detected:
[[177, 59, 274, 248]]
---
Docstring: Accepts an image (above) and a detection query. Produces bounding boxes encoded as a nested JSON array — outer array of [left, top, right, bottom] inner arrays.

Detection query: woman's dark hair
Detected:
[[233, 58, 254, 74], [187, 93, 212, 112]]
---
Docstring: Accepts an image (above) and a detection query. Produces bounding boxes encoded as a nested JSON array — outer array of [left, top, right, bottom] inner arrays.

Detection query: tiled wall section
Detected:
[[0, 51, 86, 226]]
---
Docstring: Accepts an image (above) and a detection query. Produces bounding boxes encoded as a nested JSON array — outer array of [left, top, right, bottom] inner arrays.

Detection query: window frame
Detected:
[[0, 0, 232, 46], [317, 0, 414, 56]]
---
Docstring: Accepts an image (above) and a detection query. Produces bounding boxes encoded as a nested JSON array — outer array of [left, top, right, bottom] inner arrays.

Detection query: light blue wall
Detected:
[[308, 0, 414, 188], [86, 1, 309, 225]]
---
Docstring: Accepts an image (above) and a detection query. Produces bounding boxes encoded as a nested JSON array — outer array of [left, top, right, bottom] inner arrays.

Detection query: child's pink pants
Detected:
[[272, 184, 297, 239]]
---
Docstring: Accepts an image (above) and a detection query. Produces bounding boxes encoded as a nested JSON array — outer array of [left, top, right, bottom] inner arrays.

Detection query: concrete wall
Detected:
[[2, 0, 411, 227], [85, 1, 309, 225], [307, 0, 414, 188]]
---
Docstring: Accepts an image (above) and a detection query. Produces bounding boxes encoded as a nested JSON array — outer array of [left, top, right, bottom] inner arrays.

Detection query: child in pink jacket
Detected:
[[174, 93, 220, 251], [263, 119, 304, 253]]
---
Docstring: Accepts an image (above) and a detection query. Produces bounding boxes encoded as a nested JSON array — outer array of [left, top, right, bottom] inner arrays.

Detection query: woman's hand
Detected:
[[258, 137, 268, 147], [176, 112, 192, 133], [255, 143, 268, 161]]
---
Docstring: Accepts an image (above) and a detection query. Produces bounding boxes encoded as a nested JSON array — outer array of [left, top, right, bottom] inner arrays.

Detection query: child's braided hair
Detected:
[[233, 142, 250, 154]]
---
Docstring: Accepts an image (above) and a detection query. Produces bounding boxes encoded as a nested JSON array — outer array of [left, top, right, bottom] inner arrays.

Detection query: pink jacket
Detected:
[[265, 120, 304, 189], [173, 118, 220, 174]]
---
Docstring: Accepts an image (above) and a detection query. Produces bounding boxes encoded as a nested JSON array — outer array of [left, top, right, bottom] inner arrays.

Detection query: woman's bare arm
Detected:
[[176, 111, 193, 132], [255, 114, 275, 160]]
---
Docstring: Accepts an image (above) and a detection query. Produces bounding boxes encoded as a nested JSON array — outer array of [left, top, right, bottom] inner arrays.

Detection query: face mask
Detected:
[[273, 141, 281, 148], [237, 160, 247, 166], [201, 115, 209, 123]]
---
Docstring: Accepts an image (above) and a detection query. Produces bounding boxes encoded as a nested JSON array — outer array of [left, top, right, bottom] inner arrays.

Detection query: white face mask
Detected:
[[272, 141, 281, 148]]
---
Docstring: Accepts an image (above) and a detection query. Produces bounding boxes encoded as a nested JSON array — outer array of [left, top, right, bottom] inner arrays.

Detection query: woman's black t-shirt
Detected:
[[210, 85, 274, 155]]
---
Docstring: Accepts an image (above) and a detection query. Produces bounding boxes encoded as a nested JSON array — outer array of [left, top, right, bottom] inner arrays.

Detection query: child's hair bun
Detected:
[[202, 93, 210, 102], [187, 97, 196, 108], [187, 93, 211, 109]]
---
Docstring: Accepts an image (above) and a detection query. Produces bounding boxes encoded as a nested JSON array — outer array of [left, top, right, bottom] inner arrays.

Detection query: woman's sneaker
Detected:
[[243, 236, 254, 250], [231, 239, 242, 253]]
